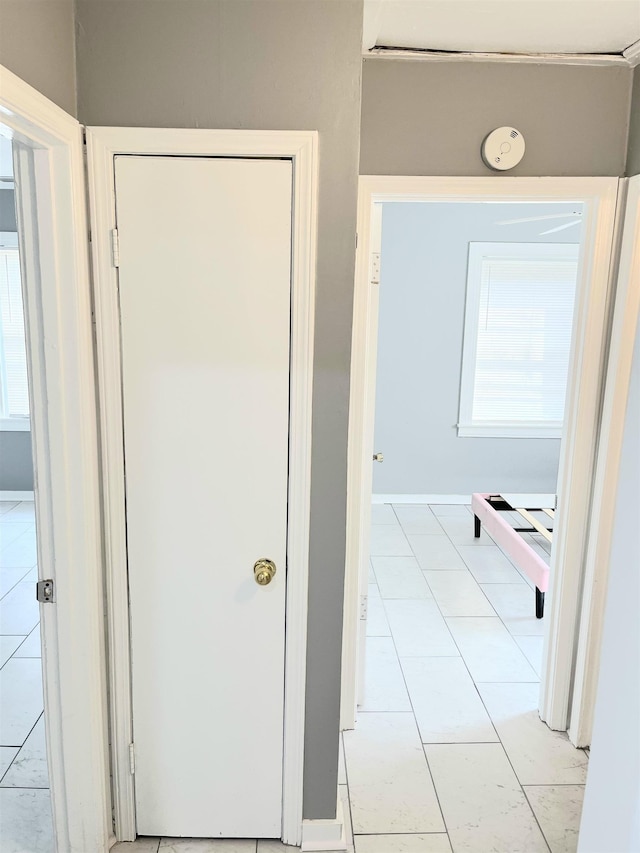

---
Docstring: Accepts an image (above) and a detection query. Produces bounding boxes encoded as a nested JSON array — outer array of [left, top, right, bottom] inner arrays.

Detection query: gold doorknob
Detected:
[[254, 558, 277, 586]]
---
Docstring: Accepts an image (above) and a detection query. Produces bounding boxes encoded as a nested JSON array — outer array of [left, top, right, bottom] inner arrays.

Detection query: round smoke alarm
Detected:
[[482, 127, 526, 171]]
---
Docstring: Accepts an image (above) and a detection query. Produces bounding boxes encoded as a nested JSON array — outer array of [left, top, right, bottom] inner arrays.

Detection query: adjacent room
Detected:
[[342, 198, 589, 850], [0, 133, 51, 846]]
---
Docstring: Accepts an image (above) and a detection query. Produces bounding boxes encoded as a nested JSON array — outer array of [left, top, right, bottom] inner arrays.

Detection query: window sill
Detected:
[[0, 418, 31, 432], [457, 423, 563, 439]]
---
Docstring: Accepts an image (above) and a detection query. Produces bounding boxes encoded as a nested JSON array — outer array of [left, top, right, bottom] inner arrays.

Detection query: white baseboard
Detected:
[[301, 796, 347, 852], [0, 490, 34, 501], [372, 493, 471, 505]]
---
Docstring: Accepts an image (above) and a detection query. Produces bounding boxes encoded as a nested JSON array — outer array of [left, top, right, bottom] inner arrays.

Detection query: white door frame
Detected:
[[86, 127, 318, 845], [0, 67, 112, 850], [569, 176, 640, 745], [341, 175, 620, 737]]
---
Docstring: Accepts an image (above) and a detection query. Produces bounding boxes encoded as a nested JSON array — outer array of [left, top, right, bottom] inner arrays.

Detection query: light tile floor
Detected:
[[0, 501, 53, 853], [342, 503, 584, 853], [2, 502, 584, 853], [112, 505, 582, 853]]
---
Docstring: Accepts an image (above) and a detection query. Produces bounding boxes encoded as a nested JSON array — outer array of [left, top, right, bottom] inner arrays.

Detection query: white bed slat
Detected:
[[516, 507, 553, 543]]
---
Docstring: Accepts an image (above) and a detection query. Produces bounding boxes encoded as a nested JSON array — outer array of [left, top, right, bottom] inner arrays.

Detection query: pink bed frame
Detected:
[[471, 493, 550, 617]]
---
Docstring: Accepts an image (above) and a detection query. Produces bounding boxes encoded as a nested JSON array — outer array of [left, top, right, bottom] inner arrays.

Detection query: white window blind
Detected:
[[458, 242, 579, 438], [0, 243, 30, 423]]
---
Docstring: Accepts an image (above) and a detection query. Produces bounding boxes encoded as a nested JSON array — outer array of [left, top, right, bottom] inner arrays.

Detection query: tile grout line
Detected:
[[375, 574, 451, 842], [0, 710, 46, 786], [390, 503, 447, 538], [339, 729, 356, 852], [4, 620, 41, 666], [441, 518, 542, 675], [418, 743, 455, 853], [366, 567, 454, 844], [0, 563, 39, 604], [418, 508, 553, 848], [521, 786, 554, 853], [0, 627, 41, 671], [376, 503, 553, 850], [391, 520, 503, 749], [414, 507, 552, 852]]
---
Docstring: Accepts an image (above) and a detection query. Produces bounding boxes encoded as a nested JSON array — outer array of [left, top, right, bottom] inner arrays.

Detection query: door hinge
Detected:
[[355, 232, 358, 249], [371, 252, 381, 285], [36, 580, 55, 603], [129, 743, 136, 775], [360, 594, 368, 620], [111, 228, 120, 268]]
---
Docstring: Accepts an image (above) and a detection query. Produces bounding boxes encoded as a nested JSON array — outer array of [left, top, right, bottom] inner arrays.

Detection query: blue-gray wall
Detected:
[[0, 189, 16, 231], [0, 187, 33, 491], [373, 201, 581, 496], [0, 431, 33, 491]]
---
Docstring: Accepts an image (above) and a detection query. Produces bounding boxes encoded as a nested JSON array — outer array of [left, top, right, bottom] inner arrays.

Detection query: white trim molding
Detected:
[[342, 175, 620, 741], [0, 490, 34, 501], [301, 796, 348, 852], [86, 126, 318, 846], [458, 242, 579, 441], [0, 418, 30, 431], [365, 47, 632, 67], [623, 38, 640, 67], [569, 177, 640, 745], [372, 494, 471, 505], [0, 65, 111, 852]]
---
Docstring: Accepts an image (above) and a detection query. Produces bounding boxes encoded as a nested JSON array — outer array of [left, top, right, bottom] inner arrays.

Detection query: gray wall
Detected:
[[0, 186, 33, 491], [578, 308, 640, 853], [75, 0, 363, 821], [374, 201, 581, 496], [0, 189, 16, 231], [0, 0, 77, 115], [0, 431, 33, 491], [360, 58, 633, 176], [627, 65, 640, 177]]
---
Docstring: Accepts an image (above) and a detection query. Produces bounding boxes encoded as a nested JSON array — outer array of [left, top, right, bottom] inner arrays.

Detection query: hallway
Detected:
[[112, 502, 587, 853]]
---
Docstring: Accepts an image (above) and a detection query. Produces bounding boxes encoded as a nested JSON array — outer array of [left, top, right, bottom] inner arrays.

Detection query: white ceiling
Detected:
[[364, 0, 640, 55]]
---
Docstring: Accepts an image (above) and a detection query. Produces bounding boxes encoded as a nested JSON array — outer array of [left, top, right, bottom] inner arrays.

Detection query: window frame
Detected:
[[457, 240, 581, 439], [0, 230, 30, 431]]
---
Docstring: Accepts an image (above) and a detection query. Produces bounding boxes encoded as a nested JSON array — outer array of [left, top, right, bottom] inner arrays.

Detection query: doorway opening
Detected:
[[0, 66, 112, 853], [339, 176, 620, 850], [0, 133, 52, 851], [368, 199, 583, 637]]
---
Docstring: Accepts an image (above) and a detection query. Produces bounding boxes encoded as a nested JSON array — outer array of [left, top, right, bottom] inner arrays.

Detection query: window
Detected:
[[458, 242, 579, 438], [0, 232, 29, 430]]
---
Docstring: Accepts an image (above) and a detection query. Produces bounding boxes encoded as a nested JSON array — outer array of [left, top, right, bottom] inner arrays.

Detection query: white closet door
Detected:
[[114, 155, 292, 838]]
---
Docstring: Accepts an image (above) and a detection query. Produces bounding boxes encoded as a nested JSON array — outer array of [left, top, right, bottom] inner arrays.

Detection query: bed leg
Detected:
[[536, 587, 545, 619], [474, 515, 481, 538]]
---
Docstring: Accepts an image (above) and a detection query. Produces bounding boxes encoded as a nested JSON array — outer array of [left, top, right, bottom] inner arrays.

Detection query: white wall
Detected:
[[578, 314, 640, 852], [373, 201, 582, 496]]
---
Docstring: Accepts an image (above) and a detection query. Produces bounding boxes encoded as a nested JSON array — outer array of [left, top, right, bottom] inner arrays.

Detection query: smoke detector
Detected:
[[482, 127, 525, 171]]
